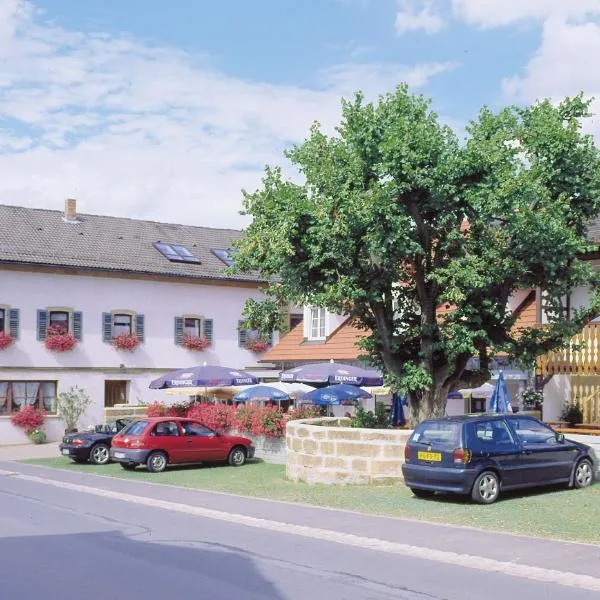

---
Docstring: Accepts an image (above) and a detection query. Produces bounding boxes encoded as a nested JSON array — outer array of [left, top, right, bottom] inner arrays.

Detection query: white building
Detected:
[[0, 200, 271, 444]]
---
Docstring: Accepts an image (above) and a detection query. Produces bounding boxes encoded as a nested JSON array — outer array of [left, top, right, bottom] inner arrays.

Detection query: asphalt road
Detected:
[[1, 462, 599, 600]]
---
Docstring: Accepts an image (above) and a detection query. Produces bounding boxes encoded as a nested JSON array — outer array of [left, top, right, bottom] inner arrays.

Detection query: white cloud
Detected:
[[395, 0, 445, 35], [452, 0, 600, 29], [0, 0, 453, 228]]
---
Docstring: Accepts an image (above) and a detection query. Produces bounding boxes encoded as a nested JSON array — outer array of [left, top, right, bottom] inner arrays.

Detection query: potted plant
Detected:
[[518, 388, 544, 412], [44, 324, 77, 352], [0, 331, 15, 350], [112, 333, 140, 352], [56, 385, 93, 433], [181, 334, 211, 351], [561, 403, 584, 427]]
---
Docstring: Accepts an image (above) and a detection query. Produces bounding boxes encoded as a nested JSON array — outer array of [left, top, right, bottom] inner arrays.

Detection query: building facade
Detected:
[[0, 201, 270, 444]]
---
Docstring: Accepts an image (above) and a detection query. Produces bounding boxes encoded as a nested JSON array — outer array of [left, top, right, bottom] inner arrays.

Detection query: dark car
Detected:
[[59, 419, 132, 465], [402, 414, 596, 504], [109, 417, 255, 472]]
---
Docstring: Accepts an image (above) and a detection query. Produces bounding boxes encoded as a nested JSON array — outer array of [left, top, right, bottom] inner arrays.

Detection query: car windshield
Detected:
[[120, 421, 149, 436], [411, 421, 462, 447]]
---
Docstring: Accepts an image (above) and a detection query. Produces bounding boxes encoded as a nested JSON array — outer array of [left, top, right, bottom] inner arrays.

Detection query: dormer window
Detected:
[[309, 307, 326, 340], [153, 242, 200, 264]]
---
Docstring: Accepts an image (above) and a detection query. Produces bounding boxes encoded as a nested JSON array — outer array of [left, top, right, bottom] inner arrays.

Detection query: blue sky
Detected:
[[0, 0, 599, 227]]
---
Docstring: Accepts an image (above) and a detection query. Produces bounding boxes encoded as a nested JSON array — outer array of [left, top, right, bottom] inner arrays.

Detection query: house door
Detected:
[[105, 380, 128, 407]]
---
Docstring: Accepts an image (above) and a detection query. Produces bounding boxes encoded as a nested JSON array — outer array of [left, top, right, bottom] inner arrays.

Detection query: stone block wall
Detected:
[[286, 417, 411, 484]]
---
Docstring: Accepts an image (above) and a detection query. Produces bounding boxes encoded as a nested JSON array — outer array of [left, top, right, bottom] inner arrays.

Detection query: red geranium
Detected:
[[11, 405, 47, 434], [146, 401, 168, 417], [246, 338, 269, 353], [181, 335, 211, 351], [112, 333, 140, 351], [44, 324, 77, 352], [0, 331, 15, 350]]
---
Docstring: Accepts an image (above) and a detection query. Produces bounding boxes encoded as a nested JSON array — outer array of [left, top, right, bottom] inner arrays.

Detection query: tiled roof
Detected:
[[260, 319, 369, 363], [0, 204, 262, 282], [511, 290, 537, 332]]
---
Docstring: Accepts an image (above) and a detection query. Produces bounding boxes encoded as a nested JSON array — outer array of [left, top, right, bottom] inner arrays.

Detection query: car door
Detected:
[[465, 419, 522, 488], [506, 417, 578, 484], [150, 420, 187, 463], [180, 421, 223, 462]]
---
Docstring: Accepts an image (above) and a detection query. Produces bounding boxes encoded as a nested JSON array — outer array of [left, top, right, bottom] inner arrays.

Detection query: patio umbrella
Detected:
[[280, 360, 383, 386], [458, 382, 495, 399], [389, 393, 407, 427], [149, 364, 258, 390], [303, 384, 372, 406], [488, 372, 512, 413], [233, 385, 290, 405]]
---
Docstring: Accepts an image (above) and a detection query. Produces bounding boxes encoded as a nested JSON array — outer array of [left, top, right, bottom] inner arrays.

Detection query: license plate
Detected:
[[418, 451, 442, 462], [61, 449, 70, 456], [113, 452, 126, 459]]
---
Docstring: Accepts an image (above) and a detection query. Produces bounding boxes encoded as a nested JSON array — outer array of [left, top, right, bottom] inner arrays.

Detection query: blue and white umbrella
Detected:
[[303, 384, 372, 406], [488, 372, 512, 413], [233, 385, 290, 404], [280, 361, 383, 386], [149, 364, 258, 389]]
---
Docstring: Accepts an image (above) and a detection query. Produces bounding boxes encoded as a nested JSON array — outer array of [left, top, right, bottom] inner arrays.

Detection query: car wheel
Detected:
[[472, 471, 500, 504], [120, 463, 137, 471], [410, 488, 435, 499], [146, 451, 168, 473], [89, 444, 110, 465], [573, 459, 594, 489], [228, 446, 246, 467]]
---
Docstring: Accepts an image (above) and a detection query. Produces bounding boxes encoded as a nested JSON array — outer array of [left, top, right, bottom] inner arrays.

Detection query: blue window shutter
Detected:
[[102, 313, 113, 343], [135, 314, 145, 343], [37, 310, 48, 341], [203, 319, 213, 345], [238, 320, 247, 347], [72, 311, 83, 341], [174, 316, 184, 345], [267, 330, 273, 345], [8, 309, 19, 339]]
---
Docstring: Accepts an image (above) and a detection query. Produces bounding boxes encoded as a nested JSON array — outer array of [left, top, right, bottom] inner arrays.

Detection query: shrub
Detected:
[[11, 405, 46, 434], [0, 331, 15, 350], [146, 401, 168, 417], [561, 404, 584, 427], [29, 429, 47, 444], [56, 386, 93, 432], [350, 402, 389, 429], [180, 335, 211, 351], [112, 333, 140, 351], [44, 325, 77, 352], [166, 401, 194, 417]]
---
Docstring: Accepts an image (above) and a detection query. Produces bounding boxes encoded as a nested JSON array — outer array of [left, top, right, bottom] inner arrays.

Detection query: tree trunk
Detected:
[[409, 385, 449, 427]]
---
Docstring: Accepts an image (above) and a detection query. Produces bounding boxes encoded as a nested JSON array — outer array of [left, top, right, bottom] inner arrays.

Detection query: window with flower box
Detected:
[[174, 315, 213, 349], [0, 305, 20, 344], [238, 320, 272, 352], [102, 311, 145, 344], [37, 308, 82, 341], [0, 381, 57, 414]]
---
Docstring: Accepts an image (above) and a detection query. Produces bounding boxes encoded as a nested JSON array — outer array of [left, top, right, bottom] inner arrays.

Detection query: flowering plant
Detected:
[[181, 335, 211, 351], [517, 388, 544, 410], [0, 331, 15, 350], [29, 429, 47, 444], [246, 338, 270, 353], [44, 324, 77, 352], [11, 405, 47, 434], [112, 333, 140, 351]]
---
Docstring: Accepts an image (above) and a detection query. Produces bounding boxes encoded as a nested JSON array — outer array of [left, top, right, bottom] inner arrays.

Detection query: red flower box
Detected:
[[44, 324, 77, 352], [181, 335, 211, 351], [246, 339, 269, 353], [112, 333, 140, 351], [0, 331, 15, 350]]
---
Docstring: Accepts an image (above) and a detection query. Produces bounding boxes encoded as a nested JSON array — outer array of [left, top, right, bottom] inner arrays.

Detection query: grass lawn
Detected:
[[23, 457, 600, 544]]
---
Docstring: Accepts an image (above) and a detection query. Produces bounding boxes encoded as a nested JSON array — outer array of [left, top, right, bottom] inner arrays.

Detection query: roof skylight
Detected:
[[211, 248, 234, 266], [153, 242, 200, 264]]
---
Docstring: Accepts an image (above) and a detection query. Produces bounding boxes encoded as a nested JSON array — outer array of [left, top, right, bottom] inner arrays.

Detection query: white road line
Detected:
[[10, 472, 600, 592]]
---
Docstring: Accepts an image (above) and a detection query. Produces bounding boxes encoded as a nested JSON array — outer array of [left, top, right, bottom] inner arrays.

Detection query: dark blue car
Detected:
[[402, 414, 596, 504]]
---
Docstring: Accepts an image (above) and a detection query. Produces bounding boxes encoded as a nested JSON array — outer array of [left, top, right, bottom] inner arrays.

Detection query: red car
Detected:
[[109, 417, 255, 472]]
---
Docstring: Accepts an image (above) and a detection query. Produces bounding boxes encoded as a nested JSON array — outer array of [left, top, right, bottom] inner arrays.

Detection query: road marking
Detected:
[[12, 472, 600, 592], [0, 469, 17, 476]]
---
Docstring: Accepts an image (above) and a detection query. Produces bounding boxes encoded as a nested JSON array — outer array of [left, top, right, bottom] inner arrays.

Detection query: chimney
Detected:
[[64, 198, 78, 222]]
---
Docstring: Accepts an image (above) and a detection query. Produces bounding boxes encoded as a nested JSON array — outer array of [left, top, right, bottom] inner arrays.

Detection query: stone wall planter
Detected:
[[286, 417, 412, 485]]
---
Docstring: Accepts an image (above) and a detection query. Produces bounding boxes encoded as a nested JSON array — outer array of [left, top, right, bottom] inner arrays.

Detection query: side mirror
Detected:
[[556, 433, 565, 443]]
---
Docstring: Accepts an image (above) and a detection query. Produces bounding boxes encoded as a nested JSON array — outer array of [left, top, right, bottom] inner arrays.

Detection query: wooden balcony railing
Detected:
[[571, 382, 600, 425], [536, 323, 600, 376]]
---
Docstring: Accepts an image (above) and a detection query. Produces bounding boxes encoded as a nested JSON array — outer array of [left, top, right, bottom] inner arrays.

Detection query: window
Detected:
[[507, 417, 558, 445], [153, 242, 200, 263], [174, 316, 213, 346], [184, 318, 201, 337], [467, 420, 515, 451], [211, 248, 234, 266], [121, 421, 148, 436], [237, 320, 272, 347], [102, 312, 145, 343], [0, 308, 4, 333], [309, 307, 326, 339], [411, 421, 462, 447], [181, 421, 214, 436], [49, 311, 69, 334], [105, 381, 128, 408], [0, 381, 57, 414], [113, 314, 132, 336], [152, 421, 180, 436]]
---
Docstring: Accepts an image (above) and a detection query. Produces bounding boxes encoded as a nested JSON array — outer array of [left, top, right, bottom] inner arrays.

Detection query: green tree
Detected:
[[231, 86, 600, 423]]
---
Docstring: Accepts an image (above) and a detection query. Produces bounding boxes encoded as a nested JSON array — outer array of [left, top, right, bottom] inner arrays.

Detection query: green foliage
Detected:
[[350, 402, 389, 429], [56, 386, 93, 431], [239, 298, 288, 338], [231, 85, 600, 422], [28, 429, 47, 444], [518, 388, 544, 410], [561, 404, 584, 426]]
